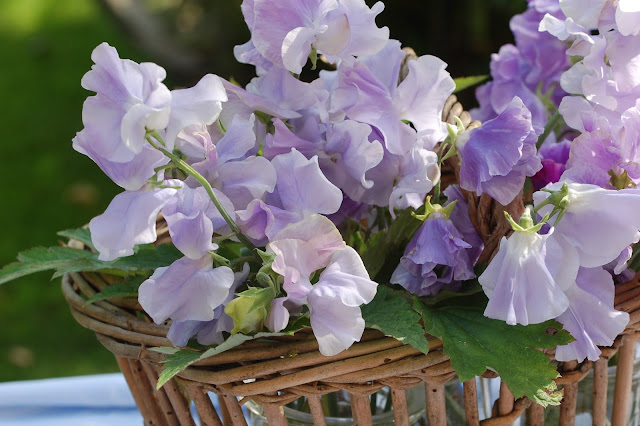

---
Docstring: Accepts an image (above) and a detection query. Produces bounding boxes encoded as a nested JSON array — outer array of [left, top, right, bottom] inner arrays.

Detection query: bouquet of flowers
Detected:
[[3, 0, 640, 410]]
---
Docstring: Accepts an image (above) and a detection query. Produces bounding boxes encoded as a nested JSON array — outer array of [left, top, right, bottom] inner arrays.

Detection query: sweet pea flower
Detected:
[[89, 180, 182, 261], [78, 43, 171, 163], [479, 209, 571, 325], [532, 139, 571, 190], [534, 182, 640, 268], [391, 199, 477, 297], [138, 255, 235, 325], [236, 0, 388, 74], [166, 264, 250, 347], [555, 267, 629, 362], [331, 49, 455, 155], [308, 247, 377, 355], [265, 215, 377, 355], [237, 149, 343, 242], [177, 116, 277, 211], [162, 184, 236, 260], [458, 97, 542, 206]]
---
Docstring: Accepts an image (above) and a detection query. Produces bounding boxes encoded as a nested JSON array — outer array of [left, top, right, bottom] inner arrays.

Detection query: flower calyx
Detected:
[[534, 182, 570, 224], [413, 196, 458, 221], [505, 206, 549, 233]]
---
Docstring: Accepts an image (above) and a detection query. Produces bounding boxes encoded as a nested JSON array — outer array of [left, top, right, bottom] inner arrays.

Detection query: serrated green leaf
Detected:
[[0, 247, 96, 285], [0, 243, 183, 286], [84, 276, 144, 305], [150, 347, 180, 355], [157, 349, 202, 388], [48, 244, 182, 278], [359, 209, 422, 280], [361, 286, 430, 354], [155, 325, 312, 389], [415, 295, 573, 406], [57, 228, 95, 250], [453, 75, 489, 93]]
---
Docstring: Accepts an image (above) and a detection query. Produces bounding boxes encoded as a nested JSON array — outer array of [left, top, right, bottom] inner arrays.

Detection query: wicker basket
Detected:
[[61, 269, 640, 426], [61, 95, 640, 425]]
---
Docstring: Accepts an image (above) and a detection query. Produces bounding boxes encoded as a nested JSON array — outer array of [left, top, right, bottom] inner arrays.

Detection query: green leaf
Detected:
[[57, 228, 94, 250], [361, 286, 430, 354], [0, 243, 183, 286], [414, 295, 573, 406], [156, 349, 202, 388], [0, 246, 96, 285], [154, 322, 313, 389], [150, 347, 180, 355], [453, 75, 489, 94], [358, 209, 422, 280], [84, 276, 144, 305]]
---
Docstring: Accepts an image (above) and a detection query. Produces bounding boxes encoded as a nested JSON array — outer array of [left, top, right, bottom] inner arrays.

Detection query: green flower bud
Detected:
[[224, 286, 275, 335]]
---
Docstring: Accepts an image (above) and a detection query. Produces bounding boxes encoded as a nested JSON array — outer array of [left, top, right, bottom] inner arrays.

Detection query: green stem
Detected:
[[536, 111, 561, 150], [146, 131, 259, 260], [432, 143, 452, 205]]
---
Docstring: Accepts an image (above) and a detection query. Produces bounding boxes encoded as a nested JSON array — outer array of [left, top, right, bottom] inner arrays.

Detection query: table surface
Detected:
[[0, 373, 143, 426]]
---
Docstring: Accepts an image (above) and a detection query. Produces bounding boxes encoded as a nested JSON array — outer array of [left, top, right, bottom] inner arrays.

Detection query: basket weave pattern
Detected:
[[60, 97, 640, 425]]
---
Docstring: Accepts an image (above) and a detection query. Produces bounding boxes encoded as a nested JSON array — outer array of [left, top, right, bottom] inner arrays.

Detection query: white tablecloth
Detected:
[[0, 373, 142, 426]]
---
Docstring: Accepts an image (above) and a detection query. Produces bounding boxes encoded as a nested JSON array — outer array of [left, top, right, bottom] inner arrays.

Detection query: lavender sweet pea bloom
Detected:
[[73, 134, 168, 191], [177, 116, 277, 211], [534, 182, 640, 267], [331, 51, 455, 155], [237, 0, 388, 74], [164, 74, 228, 149], [555, 267, 629, 362], [391, 214, 475, 297], [138, 255, 235, 325], [457, 96, 542, 205], [166, 264, 250, 347], [89, 180, 181, 261], [480, 228, 570, 326], [309, 247, 377, 355], [162, 185, 236, 260], [79, 43, 171, 163], [265, 216, 376, 355], [237, 149, 343, 241]]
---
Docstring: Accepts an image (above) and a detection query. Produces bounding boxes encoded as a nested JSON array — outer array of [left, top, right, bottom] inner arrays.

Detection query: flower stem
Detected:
[[536, 111, 561, 150], [146, 131, 259, 259]]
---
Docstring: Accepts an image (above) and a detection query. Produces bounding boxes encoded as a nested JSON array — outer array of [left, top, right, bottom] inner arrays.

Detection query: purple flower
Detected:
[[162, 185, 235, 260], [79, 43, 171, 163], [471, 45, 551, 128], [391, 205, 477, 297], [237, 149, 343, 241], [458, 97, 542, 206], [89, 181, 181, 261], [331, 51, 455, 155], [534, 182, 640, 268], [73, 135, 168, 191], [265, 216, 376, 355], [237, 0, 388, 74], [531, 139, 571, 190], [177, 116, 277, 211], [166, 264, 249, 346], [555, 267, 629, 362], [138, 255, 235, 324], [480, 227, 571, 326], [165, 74, 228, 150], [268, 214, 346, 298], [308, 247, 377, 356]]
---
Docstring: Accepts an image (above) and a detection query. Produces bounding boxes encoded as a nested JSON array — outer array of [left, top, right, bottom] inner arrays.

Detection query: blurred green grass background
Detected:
[[0, 0, 525, 382]]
